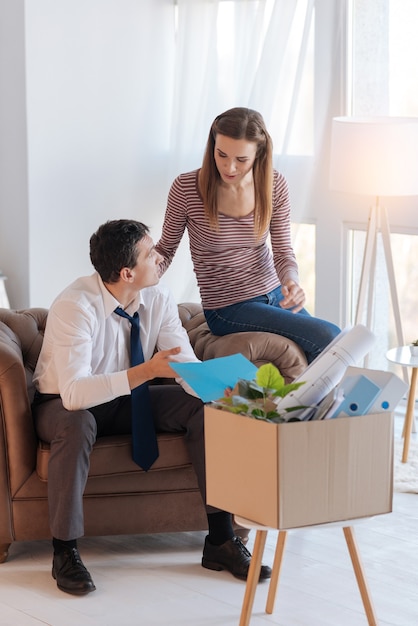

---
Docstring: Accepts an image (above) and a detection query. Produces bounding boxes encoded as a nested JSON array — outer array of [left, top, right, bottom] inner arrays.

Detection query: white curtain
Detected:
[[166, 0, 314, 175]]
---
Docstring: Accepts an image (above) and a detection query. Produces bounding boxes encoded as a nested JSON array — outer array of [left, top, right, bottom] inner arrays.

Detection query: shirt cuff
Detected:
[[111, 370, 132, 398]]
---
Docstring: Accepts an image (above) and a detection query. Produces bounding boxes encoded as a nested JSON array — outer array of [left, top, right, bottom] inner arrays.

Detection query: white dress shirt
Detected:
[[33, 272, 199, 410]]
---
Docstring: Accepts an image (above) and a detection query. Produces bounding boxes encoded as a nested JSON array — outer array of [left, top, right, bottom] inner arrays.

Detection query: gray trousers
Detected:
[[33, 385, 219, 540]]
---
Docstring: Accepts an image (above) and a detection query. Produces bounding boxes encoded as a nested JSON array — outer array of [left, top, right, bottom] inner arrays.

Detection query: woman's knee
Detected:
[[322, 321, 341, 345]]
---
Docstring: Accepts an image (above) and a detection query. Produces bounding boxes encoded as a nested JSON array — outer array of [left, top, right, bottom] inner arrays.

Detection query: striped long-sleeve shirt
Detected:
[[156, 169, 299, 309]]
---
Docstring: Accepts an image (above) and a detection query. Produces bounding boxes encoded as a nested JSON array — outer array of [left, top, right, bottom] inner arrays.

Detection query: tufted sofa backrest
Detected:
[[0, 308, 48, 402]]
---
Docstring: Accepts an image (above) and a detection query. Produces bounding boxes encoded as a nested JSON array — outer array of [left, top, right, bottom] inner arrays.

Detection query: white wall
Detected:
[[0, 0, 30, 308], [0, 0, 195, 309], [26, 0, 181, 308]]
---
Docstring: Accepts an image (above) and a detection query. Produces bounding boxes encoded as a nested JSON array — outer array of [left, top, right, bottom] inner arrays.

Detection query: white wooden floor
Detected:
[[1, 416, 417, 626]]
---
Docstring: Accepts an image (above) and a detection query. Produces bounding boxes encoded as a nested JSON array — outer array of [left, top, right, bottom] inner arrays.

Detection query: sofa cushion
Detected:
[[179, 308, 307, 382], [36, 432, 191, 482]]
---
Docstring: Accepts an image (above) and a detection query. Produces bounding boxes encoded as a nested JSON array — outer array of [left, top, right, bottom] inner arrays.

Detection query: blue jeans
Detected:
[[204, 286, 341, 364]]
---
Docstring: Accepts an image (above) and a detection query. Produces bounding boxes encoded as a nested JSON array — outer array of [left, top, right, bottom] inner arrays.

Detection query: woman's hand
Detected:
[[280, 280, 306, 313]]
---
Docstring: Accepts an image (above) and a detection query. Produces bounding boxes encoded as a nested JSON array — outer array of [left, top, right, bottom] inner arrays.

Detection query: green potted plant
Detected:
[[410, 339, 418, 357], [212, 362, 306, 422]]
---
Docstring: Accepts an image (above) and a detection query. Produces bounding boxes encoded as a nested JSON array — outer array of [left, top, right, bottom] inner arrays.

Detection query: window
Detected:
[[292, 222, 316, 314], [349, 0, 418, 371], [352, 0, 418, 116]]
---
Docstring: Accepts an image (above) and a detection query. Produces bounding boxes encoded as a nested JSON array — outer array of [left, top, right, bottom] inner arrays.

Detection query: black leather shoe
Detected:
[[52, 547, 96, 595], [232, 518, 250, 545], [202, 535, 272, 581]]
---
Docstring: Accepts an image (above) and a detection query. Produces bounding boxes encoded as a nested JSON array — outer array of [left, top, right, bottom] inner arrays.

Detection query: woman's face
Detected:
[[214, 134, 258, 185]]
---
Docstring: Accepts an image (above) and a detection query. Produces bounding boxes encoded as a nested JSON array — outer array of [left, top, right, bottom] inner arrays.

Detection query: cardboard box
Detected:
[[204, 406, 393, 529]]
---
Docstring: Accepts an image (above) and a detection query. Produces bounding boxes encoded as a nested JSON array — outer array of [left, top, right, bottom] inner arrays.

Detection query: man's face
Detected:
[[131, 235, 163, 290]]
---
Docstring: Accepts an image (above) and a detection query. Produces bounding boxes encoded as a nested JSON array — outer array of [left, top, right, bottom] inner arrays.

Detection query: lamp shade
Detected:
[[329, 116, 418, 196]]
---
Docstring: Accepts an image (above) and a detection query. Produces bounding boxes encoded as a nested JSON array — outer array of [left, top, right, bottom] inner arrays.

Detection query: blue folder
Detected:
[[330, 374, 381, 418], [170, 353, 258, 403]]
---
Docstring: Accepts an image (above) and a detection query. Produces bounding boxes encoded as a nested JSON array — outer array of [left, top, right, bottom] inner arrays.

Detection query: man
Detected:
[[32, 219, 271, 595]]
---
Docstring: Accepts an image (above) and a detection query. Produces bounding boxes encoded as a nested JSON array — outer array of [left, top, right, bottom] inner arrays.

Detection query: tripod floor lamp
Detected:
[[329, 116, 418, 370]]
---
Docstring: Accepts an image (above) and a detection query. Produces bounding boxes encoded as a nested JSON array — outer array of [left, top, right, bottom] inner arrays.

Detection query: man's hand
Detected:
[[146, 347, 181, 379], [280, 280, 306, 313], [127, 347, 181, 390]]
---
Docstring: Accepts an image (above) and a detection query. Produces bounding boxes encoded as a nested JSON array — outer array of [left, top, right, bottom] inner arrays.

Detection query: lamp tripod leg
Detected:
[[355, 203, 378, 327]]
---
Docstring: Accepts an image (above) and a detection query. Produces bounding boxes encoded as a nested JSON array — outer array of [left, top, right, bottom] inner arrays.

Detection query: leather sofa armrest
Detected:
[[178, 303, 307, 383], [0, 324, 38, 469], [0, 310, 47, 500], [0, 324, 38, 544], [199, 330, 307, 382]]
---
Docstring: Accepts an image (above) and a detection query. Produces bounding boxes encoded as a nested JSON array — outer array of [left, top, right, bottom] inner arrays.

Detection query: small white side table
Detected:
[[0, 275, 10, 309], [386, 346, 418, 463]]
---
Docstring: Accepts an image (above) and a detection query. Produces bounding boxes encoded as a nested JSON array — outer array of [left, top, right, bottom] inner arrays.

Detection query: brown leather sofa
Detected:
[[0, 302, 307, 563]]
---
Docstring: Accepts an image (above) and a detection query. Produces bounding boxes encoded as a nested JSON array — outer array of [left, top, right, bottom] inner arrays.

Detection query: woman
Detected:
[[156, 107, 340, 363]]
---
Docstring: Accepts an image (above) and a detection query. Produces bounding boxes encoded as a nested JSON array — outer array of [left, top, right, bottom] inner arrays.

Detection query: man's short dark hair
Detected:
[[89, 220, 149, 283]]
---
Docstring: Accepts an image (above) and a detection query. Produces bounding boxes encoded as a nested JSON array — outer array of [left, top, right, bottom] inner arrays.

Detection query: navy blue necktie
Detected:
[[114, 307, 159, 471]]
